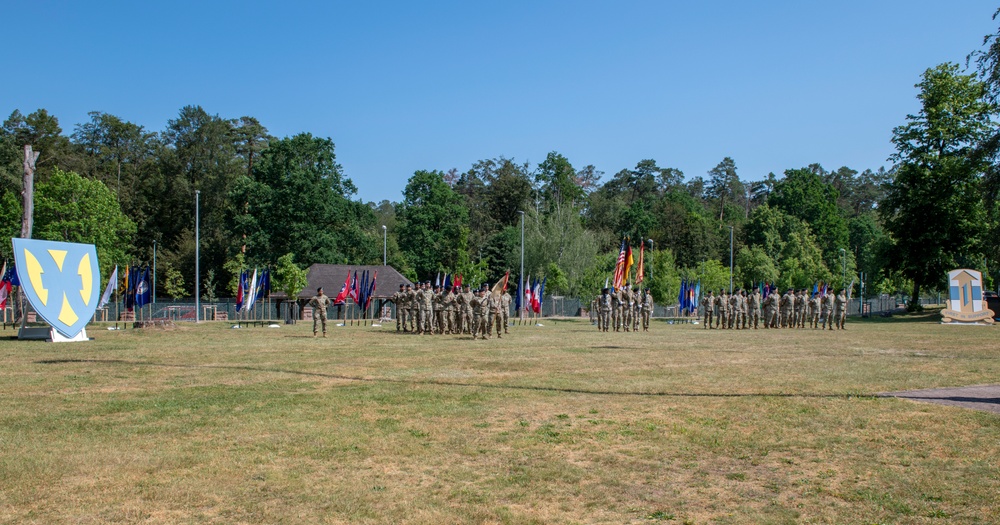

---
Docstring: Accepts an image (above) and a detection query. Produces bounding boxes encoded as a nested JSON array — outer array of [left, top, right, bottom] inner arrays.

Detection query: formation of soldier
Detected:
[[700, 287, 848, 330], [389, 282, 513, 340], [592, 287, 654, 332]]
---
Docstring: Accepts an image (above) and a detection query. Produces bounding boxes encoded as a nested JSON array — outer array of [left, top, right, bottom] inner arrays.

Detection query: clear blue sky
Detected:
[[3, 1, 997, 203]]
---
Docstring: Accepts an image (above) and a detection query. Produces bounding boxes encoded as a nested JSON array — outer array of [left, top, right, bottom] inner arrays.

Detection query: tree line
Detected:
[[3, 12, 1000, 307]]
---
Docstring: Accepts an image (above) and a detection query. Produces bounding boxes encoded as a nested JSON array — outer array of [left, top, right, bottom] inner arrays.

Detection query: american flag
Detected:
[[612, 239, 627, 289]]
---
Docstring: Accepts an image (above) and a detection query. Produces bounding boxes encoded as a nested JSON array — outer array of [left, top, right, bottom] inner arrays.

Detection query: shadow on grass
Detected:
[[34, 358, 877, 400], [856, 312, 950, 324]]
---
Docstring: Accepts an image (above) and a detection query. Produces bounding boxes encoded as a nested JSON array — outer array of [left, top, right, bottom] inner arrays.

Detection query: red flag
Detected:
[[531, 279, 542, 313], [348, 271, 360, 303], [334, 270, 351, 304]]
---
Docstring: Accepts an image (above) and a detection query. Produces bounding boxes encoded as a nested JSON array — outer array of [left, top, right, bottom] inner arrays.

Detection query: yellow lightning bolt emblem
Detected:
[[79, 253, 93, 305], [58, 292, 78, 326], [24, 249, 48, 306]]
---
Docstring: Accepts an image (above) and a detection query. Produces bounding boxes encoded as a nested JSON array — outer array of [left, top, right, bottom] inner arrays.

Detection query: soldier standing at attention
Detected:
[[406, 284, 418, 332], [455, 285, 468, 334], [599, 288, 612, 332], [641, 288, 654, 331], [422, 282, 435, 334], [835, 288, 848, 330], [444, 286, 459, 334], [308, 287, 331, 338], [500, 288, 512, 334], [808, 291, 821, 328], [740, 289, 749, 329], [718, 290, 729, 329], [392, 284, 405, 331], [797, 289, 809, 328], [486, 290, 503, 339], [470, 288, 486, 340], [702, 290, 714, 329], [463, 285, 476, 334], [821, 289, 835, 330], [414, 282, 426, 334], [779, 289, 792, 328], [748, 288, 761, 329], [729, 289, 740, 329], [610, 287, 621, 331], [432, 285, 445, 334]]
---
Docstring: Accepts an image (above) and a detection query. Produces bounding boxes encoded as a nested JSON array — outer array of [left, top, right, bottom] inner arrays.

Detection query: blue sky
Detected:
[[3, 1, 997, 203]]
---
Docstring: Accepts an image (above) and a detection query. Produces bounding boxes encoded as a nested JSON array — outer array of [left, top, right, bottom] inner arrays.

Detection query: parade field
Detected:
[[1, 315, 998, 524]]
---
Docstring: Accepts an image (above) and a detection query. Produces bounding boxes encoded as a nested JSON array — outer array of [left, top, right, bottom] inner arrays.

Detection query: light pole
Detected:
[[152, 239, 157, 306], [518, 210, 525, 315], [728, 226, 734, 293], [839, 248, 846, 290], [382, 225, 387, 266], [195, 190, 200, 323]]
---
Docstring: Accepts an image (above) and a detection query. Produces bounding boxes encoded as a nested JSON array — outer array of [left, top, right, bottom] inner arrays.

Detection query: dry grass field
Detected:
[[0, 314, 998, 524]]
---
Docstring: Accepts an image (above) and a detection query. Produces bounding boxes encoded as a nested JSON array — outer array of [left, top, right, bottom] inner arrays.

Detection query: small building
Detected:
[[298, 264, 413, 300]]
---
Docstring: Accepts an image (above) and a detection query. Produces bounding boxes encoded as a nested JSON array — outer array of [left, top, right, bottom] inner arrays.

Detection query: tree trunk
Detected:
[[909, 281, 922, 311], [18, 145, 39, 324]]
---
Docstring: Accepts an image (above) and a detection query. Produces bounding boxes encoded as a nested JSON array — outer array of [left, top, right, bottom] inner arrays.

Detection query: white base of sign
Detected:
[[48, 328, 90, 342]]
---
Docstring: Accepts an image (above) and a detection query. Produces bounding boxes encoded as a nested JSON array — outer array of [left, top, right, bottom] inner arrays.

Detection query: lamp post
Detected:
[[195, 190, 200, 323], [518, 210, 525, 316], [839, 248, 846, 290], [382, 225, 387, 266], [728, 225, 734, 293]]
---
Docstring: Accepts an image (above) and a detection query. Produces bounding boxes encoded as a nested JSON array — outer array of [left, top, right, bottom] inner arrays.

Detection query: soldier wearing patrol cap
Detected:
[[392, 284, 405, 331]]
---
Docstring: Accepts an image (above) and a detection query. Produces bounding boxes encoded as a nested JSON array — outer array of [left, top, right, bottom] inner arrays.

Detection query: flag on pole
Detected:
[[624, 244, 634, 282], [531, 278, 542, 313], [514, 279, 521, 312], [694, 280, 701, 310], [612, 239, 627, 289], [334, 270, 351, 304], [435, 273, 441, 288], [535, 276, 546, 315], [244, 268, 259, 311], [235, 269, 246, 311], [97, 265, 118, 310], [491, 271, 509, 299], [135, 267, 152, 309], [455, 274, 463, 288], [0, 261, 10, 310], [636, 244, 645, 283], [678, 279, 686, 310], [7, 261, 19, 287], [524, 274, 532, 312], [255, 269, 270, 303], [365, 271, 378, 309], [348, 271, 360, 303], [125, 266, 137, 311]]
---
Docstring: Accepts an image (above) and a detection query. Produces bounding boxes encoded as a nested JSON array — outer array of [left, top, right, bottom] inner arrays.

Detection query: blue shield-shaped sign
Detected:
[[12, 239, 101, 338]]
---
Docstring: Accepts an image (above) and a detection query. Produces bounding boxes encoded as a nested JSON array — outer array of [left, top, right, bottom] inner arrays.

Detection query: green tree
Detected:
[[273, 253, 308, 300], [161, 262, 187, 299], [33, 168, 136, 277], [768, 167, 849, 260], [396, 170, 470, 280], [881, 63, 995, 308]]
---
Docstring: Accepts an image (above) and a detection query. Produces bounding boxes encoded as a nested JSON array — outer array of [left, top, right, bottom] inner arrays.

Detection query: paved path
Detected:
[[880, 384, 1000, 414]]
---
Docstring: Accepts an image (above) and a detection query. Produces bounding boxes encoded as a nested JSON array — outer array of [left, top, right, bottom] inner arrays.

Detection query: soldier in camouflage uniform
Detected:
[[599, 288, 612, 332], [808, 291, 821, 329], [470, 288, 487, 340], [611, 288, 622, 332], [392, 284, 405, 331], [444, 286, 459, 334], [702, 290, 714, 329], [486, 291, 503, 338], [835, 289, 848, 330], [433, 285, 446, 334], [796, 289, 808, 328], [308, 287, 331, 337], [729, 289, 740, 329], [748, 288, 761, 329], [718, 290, 729, 329], [641, 288, 653, 331], [632, 287, 642, 332], [779, 289, 793, 328], [821, 289, 835, 330]]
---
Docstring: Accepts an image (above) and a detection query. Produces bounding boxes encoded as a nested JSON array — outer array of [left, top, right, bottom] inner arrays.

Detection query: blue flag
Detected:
[[678, 279, 686, 310], [514, 280, 521, 312], [135, 267, 152, 309], [255, 269, 270, 302]]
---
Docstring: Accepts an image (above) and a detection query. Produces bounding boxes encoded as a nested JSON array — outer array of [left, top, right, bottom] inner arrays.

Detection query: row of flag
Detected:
[[611, 239, 645, 291], [515, 274, 546, 314], [434, 272, 463, 290], [236, 269, 271, 312], [334, 269, 378, 310]]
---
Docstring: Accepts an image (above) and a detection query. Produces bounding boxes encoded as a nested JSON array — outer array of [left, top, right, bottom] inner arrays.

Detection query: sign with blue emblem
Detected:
[[941, 268, 995, 325], [11, 239, 101, 338]]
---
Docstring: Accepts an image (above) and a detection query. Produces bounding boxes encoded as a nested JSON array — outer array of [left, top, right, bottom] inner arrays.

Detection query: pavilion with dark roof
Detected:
[[297, 264, 414, 300]]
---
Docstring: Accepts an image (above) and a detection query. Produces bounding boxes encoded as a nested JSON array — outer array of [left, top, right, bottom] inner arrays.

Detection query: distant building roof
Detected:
[[293, 264, 413, 300]]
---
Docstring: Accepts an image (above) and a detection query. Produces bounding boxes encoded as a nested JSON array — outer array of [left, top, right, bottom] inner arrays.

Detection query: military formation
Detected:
[[699, 288, 848, 330], [388, 282, 514, 340], [592, 287, 655, 332]]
